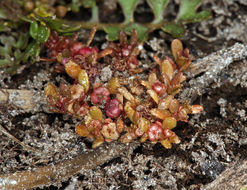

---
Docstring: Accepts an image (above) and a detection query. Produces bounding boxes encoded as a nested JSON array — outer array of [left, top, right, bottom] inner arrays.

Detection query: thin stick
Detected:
[[203, 159, 247, 190], [86, 26, 97, 47], [0, 89, 47, 112], [186, 43, 247, 79], [180, 43, 247, 103], [0, 125, 37, 153], [0, 141, 139, 190], [38, 58, 57, 62], [64, 20, 165, 31]]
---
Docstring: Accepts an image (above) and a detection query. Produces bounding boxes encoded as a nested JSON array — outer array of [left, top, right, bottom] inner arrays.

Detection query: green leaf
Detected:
[[104, 23, 148, 42], [104, 26, 121, 41], [162, 22, 185, 38], [14, 49, 23, 61], [0, 36, 15, 56], [41, 17, 81, 34], [34, 4, 53, 17], [36, 25, 50, 43], [124, 23, 148, 42], [0, 34, 20, 74], [147, 0, 169, 23], [57, 24, 81, 34], [71, 0, 82, 12], [177, 0, 211, 23], [23, 41, 40, 63], [82, 0, 96, 8], [90, 5, 98, 22], [43, 17, 63, 31], [29, 20, 50, 42], [30, 21, 39, 40], [20, 16, 34, 23], [0, 8, 7, 19], [0, 54, 19, 75], [6, 63, 18, 74], [14, 33, 29, 50], [118, 0, 140, 23], [0, 56, 12, 68]]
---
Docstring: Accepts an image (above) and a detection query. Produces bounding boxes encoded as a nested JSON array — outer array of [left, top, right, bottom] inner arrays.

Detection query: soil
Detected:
[[1, 0, 247, 189]]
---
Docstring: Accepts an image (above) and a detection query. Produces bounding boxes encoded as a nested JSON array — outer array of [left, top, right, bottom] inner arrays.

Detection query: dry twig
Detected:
[[0, 89, 47, 112], [181, 43, 247, 103], [203, 159, 247, 190], [0, 141, 139, 189], [0, 125, 37, 153]]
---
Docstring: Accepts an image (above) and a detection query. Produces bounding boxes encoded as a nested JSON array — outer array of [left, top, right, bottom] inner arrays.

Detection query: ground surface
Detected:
[[1, 0, 247, 189]]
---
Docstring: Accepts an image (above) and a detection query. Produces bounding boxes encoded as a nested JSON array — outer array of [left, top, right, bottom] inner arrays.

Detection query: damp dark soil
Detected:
[[1, 0, 247, 189]]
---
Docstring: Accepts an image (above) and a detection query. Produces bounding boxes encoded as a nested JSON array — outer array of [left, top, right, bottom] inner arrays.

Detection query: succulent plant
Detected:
[[44, 29, 203, 149], [1, 1, 205, 149], [0, 0, 210, 73], [0, 33, 29, 74]]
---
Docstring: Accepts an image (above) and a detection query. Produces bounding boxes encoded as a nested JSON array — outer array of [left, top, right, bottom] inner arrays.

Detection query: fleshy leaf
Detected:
[[42, 17, 62, 31], [24, 16, 51, 42], [42, 17, 81, 34], [105, 23, 148, 42], [118, 0, 139, 23], [30, 21, 39, 40], [34, 4, 54, 17], [104, 26, 121, 41], [0, 56, 12, 68], [90, 5, 99, 22], [124, 23, 148, 41], [70, 0, 81, 12], [14, 33, 29, 50], [36, 25, 50, 43], [71, 0, 96, 12], [0, 36, 15, 56], [20, 16, 34, 23], [14, 49, 23, 61], [23, 15, 81, 35], [0, 33, 29, 74], [171, 39, 183, 60], [82, 0, 96, 8], [78, 69, 90, 93], [162, 22, 185, 38], [147, 0, 169, 23], [177, 0, 211, 23], [23, 41, 40, 63]]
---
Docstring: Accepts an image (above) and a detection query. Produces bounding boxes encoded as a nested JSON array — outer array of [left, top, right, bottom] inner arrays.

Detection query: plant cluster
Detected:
[[0, 0, 210, 74], [0, 0, 204, 148], [18, 0, 211, 40], [0, 0, 80, 74], [44, 29, 203, 149]]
